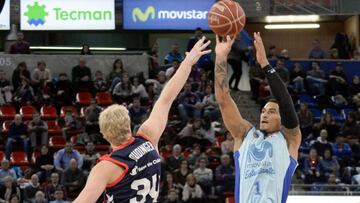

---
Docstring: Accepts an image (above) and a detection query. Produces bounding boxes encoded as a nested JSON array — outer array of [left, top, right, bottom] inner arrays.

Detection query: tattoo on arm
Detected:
[[215, 60, 229, 92], [283, 126, 300, 137]]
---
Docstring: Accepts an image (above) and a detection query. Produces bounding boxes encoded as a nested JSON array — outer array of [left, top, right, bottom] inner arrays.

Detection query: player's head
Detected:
[[99, 104, 131, 146], [260, 99, 281, 133]]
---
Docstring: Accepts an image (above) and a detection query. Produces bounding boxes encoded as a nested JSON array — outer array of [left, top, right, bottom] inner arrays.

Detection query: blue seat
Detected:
[[325, 108, 345, 122], [298, 95, 316, 107], [309, 107, 323, 122], [343, 108, 356, 119]]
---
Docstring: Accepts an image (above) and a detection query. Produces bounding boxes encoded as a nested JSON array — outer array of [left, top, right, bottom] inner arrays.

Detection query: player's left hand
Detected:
[[253, 32, 269, 68], [184, 36, 211, 65]]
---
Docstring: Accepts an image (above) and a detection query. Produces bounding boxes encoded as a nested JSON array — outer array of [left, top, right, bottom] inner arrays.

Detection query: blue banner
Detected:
[[123, 0, 216, 30]]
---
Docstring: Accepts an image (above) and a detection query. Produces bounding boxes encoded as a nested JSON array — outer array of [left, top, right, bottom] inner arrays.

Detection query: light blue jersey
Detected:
[[234, 127, 297, 203]]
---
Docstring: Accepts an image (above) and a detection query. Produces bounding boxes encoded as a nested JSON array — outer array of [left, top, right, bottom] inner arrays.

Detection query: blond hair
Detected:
[[99, 104, 131, 146]]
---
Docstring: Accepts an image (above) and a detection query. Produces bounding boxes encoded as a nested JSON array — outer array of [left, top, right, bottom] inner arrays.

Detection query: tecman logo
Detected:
[[24, 1, 48, 26], [132, 6, 155, 22], [132, 6, 208, 23]]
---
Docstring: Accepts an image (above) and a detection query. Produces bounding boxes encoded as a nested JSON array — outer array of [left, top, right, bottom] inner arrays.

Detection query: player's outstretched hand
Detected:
[[215, 35, 235, 59], [184, 36, 211, 65], [253, 32, 269, 68]]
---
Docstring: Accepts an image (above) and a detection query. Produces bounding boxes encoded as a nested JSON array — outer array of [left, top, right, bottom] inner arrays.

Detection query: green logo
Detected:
[[132, 6, 155, 22], [24, 1, 48, 26]]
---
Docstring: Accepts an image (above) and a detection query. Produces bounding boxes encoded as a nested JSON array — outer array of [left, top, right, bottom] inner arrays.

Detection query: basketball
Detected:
[[208, 0, 246, 36]]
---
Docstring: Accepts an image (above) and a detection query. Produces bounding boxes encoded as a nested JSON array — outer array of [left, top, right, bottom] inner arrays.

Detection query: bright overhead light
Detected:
[[264, 24, 320, 29], [29, 46, 126, 51], [266, 15, 319, 23]]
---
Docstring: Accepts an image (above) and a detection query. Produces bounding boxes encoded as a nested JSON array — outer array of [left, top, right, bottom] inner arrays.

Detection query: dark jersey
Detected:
[[99, 134, 161, 203]]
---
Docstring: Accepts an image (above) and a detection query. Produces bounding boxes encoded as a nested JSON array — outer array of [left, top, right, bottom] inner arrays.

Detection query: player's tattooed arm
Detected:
[[215, 59, 230, 93], [283, 126, 301, 137]]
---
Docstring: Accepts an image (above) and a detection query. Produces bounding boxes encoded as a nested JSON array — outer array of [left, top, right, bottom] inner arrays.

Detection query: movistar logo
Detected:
[[132, 6, 155, 22]]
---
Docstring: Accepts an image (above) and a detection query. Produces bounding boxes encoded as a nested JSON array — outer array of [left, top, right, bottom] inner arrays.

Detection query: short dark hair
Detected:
[[267, 98, 279, 104], [195, 27, 202, 31]]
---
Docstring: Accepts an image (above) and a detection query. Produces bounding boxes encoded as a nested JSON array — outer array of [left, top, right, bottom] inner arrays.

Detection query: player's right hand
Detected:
[[184, 36, 211, 66], [215, 35, 235, 59], [253, 32, 269, 68]]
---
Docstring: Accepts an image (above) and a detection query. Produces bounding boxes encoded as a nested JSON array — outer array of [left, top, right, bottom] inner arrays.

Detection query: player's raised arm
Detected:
[[138, 37, 211, 147], [214, 35, 251, 148], [253, 32, 301, 159]]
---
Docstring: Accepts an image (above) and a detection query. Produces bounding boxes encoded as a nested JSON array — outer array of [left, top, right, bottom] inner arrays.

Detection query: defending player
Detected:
[[214, 33, 301, 203], [73, 37, 211, 203]]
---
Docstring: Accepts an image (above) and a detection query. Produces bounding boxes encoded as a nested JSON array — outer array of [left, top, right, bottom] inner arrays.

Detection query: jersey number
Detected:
[[130, 174, 160, 203], [254, 181, 261, 195]]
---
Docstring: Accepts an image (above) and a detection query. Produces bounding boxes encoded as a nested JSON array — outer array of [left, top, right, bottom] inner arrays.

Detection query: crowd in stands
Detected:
[[0, 29, 359, 203]]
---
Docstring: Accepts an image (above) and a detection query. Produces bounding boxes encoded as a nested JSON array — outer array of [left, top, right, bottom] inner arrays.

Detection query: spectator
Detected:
[[297, 103, 313, 138], [164, 189, 182, 203], [187, 27, 203, 52], [320, 149, 340, 178], [71, 58, 92, 92], [311, 129, 332, 158], [290, 63, 306, 94], [249, 64, 266, 101], [54, 73, 73, 107], [178, 119, 206, 148], [267, 45, 278, 59], [28, 112, 48, 150], [112, 73, 134, 104], [161, 173, 182, 199], [128, 97, 147, 126], [193, 71, 208, 94], [221, 132, 234, 155], [173, 160, 192, 186], [9, 32, 30, 54], [5, 114, 29, 160], [81, 142, 100, 174], [12, 78, 35, 105], [314, 113, 339, 142], [329, 48, 339, 59], [201, 85, 219, 120], [33, 191, 47, 203], [164, 43, 184, 65], [349, 75, 360, 97], [306, 61, 327, 95], [44, 173, 66, 202], [275, 59, 289, 84], [341, 112, 357, 136], [132, 76, 149, 102], [0, 70, 13, 105], [12, 62, 31, 93], [182, 174, 203, 203], [278, 49, 290, 60], [331, 32, 351, 59], [32, 61, 52, 92], [328, 63, 348, 97], [167, 145, 184, 172], [23, 174, 42, 203], [0, 176, 21, 202], [93, 71, 108, 93], [9, 195, 20, 203], [60, 108, 82, 140], [201, 116, 216, 145], [84, 99, 102, 137], [215, 154, 235, 195], [54, 142, 83, 171], [309, 39, 325, 59], [108, 59, 125, 91], [188, 144, 202, 170], [166, 60, 181, 80], [0, 160, 16, 185], [177, 82, 201, 123], [304, 148, 324, 184], [193, 157, 213, 195], [80, 44, 92, 55], [228, 35, 244, 91], [351, 167, 360, 191], [49, 189, 69, 203], [61, 159, 85, 199], [35, 146, 55, 183]]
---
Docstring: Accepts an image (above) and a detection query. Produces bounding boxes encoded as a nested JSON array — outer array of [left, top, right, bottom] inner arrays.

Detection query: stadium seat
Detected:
[[20, 105, 36, 120], [325, 108, 346, 122], [47, 121, 62, 135], [49, 136, 66, 149], [76, 92, 92, 106], [40, 106, 58, 120], [309, 107, 323, 122], [2, 120, 12, 135], [0, 105, 16, 120], [96, 92, 112, 106], [10, 151, 29, 166], [60, 106, 79, 117], [343, 108, 356, 119], [297, 95, 316, 107]]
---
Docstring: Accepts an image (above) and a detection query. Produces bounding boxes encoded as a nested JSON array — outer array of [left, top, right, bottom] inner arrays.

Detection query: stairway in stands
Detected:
[[230, 91, 261, 128]]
